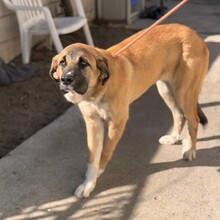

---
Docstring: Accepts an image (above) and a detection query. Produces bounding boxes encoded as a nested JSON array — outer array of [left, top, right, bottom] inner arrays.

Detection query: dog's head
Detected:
[[49, 43, 110, 96]]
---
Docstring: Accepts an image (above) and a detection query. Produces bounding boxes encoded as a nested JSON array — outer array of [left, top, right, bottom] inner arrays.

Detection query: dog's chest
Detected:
[[94, 102, 111, 120], [64, 92, 84, 104], [80, 100, 111, 121]]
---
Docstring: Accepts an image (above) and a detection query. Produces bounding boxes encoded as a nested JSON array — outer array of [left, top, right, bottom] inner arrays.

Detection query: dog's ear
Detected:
[[49, 55, 59, 82], [97, 56, 110, 85]]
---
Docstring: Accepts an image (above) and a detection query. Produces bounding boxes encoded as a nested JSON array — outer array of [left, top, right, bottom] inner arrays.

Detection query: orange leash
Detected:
[[114, 0, 188, 56]]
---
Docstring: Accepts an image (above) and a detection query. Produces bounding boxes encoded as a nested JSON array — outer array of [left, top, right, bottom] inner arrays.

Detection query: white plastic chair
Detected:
[[3, 0, 94, 64]]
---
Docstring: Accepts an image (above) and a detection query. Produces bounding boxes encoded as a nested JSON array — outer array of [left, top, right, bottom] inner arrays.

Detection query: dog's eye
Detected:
[[59, 57, 66, 67], [79, 57, 89, 68]]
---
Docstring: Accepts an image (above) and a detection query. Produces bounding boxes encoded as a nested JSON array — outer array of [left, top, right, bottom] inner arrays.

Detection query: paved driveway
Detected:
[[1, 0, 220, 219]]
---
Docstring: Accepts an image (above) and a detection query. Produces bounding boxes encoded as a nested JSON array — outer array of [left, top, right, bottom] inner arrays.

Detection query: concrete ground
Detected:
[[1, 0, 220, 219]]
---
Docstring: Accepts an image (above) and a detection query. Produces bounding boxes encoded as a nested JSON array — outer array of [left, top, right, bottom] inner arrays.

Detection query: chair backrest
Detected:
[[4, 0, 86, 26], [4, 0, 44, 27], [3, 0, 45, 33]]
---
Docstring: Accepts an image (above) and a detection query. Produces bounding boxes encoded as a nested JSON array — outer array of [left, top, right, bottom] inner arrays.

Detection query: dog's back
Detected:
[[109, 23, 209, 161]]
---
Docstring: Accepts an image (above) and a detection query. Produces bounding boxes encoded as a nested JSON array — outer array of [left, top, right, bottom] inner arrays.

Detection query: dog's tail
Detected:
[[197, 103, 208, 126]]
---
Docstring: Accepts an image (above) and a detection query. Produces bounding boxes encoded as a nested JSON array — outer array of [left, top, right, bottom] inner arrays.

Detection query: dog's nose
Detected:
[[61, 72, 74, 85]]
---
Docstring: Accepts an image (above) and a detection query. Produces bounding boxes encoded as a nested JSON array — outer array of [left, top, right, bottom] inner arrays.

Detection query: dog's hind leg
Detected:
[[156, 80, 185, 145], [181, 96, 199, 161]]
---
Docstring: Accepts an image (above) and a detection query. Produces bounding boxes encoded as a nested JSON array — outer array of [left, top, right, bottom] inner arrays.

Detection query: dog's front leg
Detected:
[[74, 114, 104, 198]]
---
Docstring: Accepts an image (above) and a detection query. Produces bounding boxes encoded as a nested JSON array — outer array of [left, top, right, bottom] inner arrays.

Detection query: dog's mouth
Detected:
[[59, 80, 88, 95]]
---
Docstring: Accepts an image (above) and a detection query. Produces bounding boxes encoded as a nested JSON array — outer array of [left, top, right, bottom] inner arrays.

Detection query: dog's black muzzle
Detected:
[[60, 70, 88, 95]]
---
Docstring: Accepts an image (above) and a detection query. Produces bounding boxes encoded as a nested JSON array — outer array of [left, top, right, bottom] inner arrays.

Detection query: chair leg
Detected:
[[50, 33, 63, 53], [83, 23, 94, 46], [20, 31, 25, 63], [46, 35, 53, 51], [22, 30, 32, 64]]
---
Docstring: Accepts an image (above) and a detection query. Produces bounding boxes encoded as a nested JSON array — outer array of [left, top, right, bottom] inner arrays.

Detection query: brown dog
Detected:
[[49, 24, 209, 198]]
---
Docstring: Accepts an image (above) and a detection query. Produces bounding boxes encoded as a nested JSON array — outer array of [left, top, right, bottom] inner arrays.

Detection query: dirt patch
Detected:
[[0, 24, 137, 158]]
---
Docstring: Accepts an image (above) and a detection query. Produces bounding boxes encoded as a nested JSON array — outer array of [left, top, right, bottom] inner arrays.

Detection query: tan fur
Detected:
[[50, 24, 209, 197]]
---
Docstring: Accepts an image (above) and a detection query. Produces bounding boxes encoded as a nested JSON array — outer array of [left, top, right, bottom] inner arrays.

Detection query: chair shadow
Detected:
[[206, 42, 220, 73], [198, 135, 220, 142], [200, 101, 220, 108]]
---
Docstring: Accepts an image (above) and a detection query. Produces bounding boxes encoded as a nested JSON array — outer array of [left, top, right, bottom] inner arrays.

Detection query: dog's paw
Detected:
[[182, 139, 196, 161], [182, 148, 196, 161], [159, 135, 181, 145], [74, 181, 96, 198]]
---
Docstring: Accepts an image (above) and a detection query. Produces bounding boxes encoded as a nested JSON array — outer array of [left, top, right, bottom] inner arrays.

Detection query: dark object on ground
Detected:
[[140, 5, 168, 19], [0, 59, 36, 86]]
